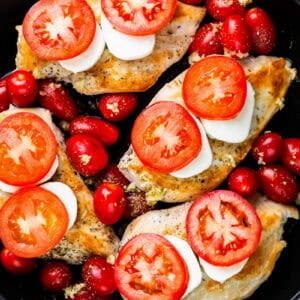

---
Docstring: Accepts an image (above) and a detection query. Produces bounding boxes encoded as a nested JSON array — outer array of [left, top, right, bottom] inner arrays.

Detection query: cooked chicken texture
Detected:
[[15, 0, 206, 95], [118, 56, 297, 205], [121, 193, 299, 300], [0, 109, 119, 265]]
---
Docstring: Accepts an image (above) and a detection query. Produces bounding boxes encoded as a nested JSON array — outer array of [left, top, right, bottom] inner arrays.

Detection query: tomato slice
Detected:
[[0, 186, 69, 258], [0, 112, 57, 186], [131, 101, 202, 173], [114, 233, 189, 300], [101, 0, 177, 36], [22, 0, 96, 60], [186, 190, 262, 266], [182, 55, 247, 120]]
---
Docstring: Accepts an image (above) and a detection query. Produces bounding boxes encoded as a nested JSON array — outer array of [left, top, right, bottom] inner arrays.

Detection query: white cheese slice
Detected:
[[171, 116, 213, 178], [59, 22, 105, 73], [165, 235, 202, 297], [199, 257, 248, 283], [41, 181, 78, 230], [101, 13, 155, 61], [201, 81, 255, 143]]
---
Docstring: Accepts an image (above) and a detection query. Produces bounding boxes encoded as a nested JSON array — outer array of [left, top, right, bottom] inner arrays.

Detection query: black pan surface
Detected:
[[1, 0, 300, 299]]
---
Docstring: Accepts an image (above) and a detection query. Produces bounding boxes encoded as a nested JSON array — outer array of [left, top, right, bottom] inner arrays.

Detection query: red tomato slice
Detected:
[[114, 233, 189, 300], [101, 0, 177, 36], [0, 186, 69, 258], [183, 55, 247, 120], [131, 101, 202, 173], [22, 0, 96, 60], [0, 112, 57, 186], [186, 190, 262, 266]]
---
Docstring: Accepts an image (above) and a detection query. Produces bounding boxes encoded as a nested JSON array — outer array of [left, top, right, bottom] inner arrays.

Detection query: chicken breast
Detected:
[[15, 1, 206, 95], [120, 193, 299, 300], [118, 56, 297, 205], [0, 108, 119, 264]]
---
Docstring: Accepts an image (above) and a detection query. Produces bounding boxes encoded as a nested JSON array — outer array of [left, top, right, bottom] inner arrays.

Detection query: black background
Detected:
[[1, 0, 300, 299]]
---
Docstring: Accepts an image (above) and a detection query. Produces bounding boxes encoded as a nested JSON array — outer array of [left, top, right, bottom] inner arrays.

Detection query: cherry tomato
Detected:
[[131, 101, 202, 173], [82, 256, 116, 296], [189, 22, 223, 56], [228, 166, 260, 198], [206, 0, 246, 21], [23, 0, 96, 60], [0, 78, 10, 112], [101, 0, 177, 36], [66, 133, 108, 176], [0, 112, 57, 186], [0, 186, 69, 258], [281, 138, 300, 175], [115, 233, 189, 300], [0, 248, 36, 275], [38, 80, 78, 121], [186, 190, 262, 266], [220, 14, 252, 56], [6, 70, 38, 107], [69, 116, 119, 146], [179, 0, 203, 4], [122, 191, 153, 220], [258, 165, 299, 204], [98, 163, 130, 187], [183, 55, 247, 120], [98, 93, 138, 122], [252, 131, 283, 165], [245, 7, 276, 54], [40, 260, 72, 293], [93, 182, 127, 225]]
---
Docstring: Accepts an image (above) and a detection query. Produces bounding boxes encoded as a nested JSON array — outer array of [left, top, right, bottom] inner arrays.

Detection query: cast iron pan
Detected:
[[1, 0, 300, 299]]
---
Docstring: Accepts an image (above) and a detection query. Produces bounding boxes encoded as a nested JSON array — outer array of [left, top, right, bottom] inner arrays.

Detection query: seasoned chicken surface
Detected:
[[118, 56, 297, 204], [15, 1, 206, 95], [121, 193, 299, 300]]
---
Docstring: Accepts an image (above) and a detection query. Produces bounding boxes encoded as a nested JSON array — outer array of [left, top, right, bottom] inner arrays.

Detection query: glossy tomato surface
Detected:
[[1, 0, 300, 299]]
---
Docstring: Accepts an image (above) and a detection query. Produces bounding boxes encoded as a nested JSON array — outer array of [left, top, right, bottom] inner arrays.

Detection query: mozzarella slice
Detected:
[[41, 181, 78, 230], [101, 13, 155, 61], [59, 22, 105, 73], [171, 117, 213, 179], [0, 156, 59, 194], [199, 257, 248, 283], [164, 235, 202, 297], [201, 82, 255, 143]]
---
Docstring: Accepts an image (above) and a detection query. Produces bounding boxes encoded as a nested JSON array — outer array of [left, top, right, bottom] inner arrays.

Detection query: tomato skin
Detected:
[[114, 233, 189, 300], [6, 70, 38, 107], [69, 116, 119, 146], [228, 166, 260, 198], [99, 163, 130, 187], [82, 256, 116, 296], [0, 78, 10, 112], [0, 248, 36, 275], [252, 131, 283, 165], [98, 93, 138, 122], [66, 133, 108, 176], [189, 22, 223, 56], [245, 7, 276, 54], [258, 165, 299, 204], [101, 0, 177, 36], [220, 14, 252, 56], [179, 0, 203, 4], [40, 260, 72, 293], [23, 0, 96, 60], [38, 80, 78, 121], [0, 186, 69, 258], [131, 101, 202, 173], [186, 190, 262, 266], [281, 138, 300, 175], [183, 55, 247, 120], [0, 112, 58, 186], [93, 182, 127, 225], [206, 0, 246, 21]]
